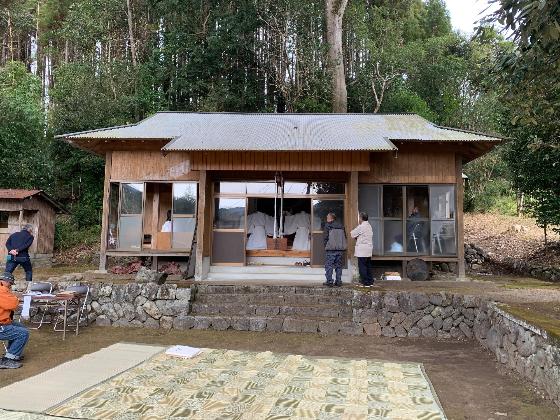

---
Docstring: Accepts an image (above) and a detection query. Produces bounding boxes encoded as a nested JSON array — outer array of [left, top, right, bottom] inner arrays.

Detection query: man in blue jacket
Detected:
[[5, 224, 34, 283]]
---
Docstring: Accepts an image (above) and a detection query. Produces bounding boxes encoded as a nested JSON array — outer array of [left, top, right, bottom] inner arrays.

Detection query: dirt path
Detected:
[[3, 327, 558, 419]]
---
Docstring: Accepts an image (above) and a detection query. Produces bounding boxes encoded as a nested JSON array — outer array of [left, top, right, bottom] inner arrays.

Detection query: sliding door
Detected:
[[212, 197, 246, 265]]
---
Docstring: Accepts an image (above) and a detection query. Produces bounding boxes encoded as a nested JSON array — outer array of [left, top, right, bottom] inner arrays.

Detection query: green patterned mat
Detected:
[[41, 348, 446, 420]]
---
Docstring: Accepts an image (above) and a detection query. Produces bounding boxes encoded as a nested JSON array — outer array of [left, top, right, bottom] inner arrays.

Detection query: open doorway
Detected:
[[246, 197, 312, 266]]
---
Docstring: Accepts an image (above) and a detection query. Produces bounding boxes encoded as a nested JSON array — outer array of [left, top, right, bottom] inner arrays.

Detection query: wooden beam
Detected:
[[456, 153, 466, 279], [346, 171, 359, 281], [99, 152, 112, 271], [195, 170, 207, 280], [151, 186, 160, 249]]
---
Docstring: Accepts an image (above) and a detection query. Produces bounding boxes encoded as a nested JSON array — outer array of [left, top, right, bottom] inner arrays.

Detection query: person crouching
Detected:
[[0, 272, 28, 369]]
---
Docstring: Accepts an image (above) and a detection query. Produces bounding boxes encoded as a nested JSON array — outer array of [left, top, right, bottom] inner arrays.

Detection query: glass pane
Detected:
[[370, 219, 382, 255], [121, 183, 143, 215], [312, 200, 344, 231], [406, 220, 430, 254], [173, 183, 197, 214], [215, 182, 246, 194], [107, 183, 119, 249], [284, 182, 344, 195], [214, 198, 246, 229], [430, 186, 455, 220], [246, 182, 277, 195], [358, 185, 381, 218], [406, 186, 429, 218], [432, 221, 457, 255], [383, 186, 402, 218], [384, 220, 403, 253], [0, 211, 8, 229], [118, 216, 142, 250], [172, 217, 196, 249]]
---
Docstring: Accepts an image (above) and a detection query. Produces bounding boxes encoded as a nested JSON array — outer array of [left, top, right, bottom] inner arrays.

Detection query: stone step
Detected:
[[193, 293, 353, 306], [172, 315, 363, 335], [194, 284, 355, 298], [190, 302, 353, 319], [209, 265, 351, 275], [206, 265, 352, 282]]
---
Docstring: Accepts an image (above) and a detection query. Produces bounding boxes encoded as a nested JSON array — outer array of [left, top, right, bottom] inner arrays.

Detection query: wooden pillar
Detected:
[[99, 152, 112, 271], [18, 209, 23, 229], [346, 171, 359, 281], [195, 170, 207, 280], [456, 154, 466, 279], [151, 186, 160, 249]]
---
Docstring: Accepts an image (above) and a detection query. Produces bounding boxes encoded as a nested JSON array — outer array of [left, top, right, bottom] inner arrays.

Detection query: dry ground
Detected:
[[464, 213, 560, 268], [2, 327, 559, 420]]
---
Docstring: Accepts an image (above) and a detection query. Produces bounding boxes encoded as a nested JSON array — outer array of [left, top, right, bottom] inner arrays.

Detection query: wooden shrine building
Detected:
[[58, 113, 500, 281], [0, 189, 67, 266]]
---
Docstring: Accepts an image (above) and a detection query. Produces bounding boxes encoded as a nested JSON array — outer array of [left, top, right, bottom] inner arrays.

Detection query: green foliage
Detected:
[[482, 0, 560, 236], [54, 216, 100, 250]]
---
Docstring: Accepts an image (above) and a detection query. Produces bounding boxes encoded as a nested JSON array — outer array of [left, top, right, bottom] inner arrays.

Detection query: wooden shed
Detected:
[[59, 112, 501, 281], [0, 189, 66, 266]]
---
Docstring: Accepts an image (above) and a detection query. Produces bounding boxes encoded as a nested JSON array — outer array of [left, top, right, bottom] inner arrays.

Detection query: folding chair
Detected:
[[53, 285, 90, 333], [23, 282, 54, 329]]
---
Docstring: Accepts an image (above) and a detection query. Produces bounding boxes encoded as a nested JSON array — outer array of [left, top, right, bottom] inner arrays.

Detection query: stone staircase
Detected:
[[178, 284, 361, 334], [205, 265, 352, 282]]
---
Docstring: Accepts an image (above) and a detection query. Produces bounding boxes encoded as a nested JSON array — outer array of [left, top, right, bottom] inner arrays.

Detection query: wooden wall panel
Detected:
[[359, 151, 456, 184], [111, 151, 199, 181], [190, 151, 370, 172]]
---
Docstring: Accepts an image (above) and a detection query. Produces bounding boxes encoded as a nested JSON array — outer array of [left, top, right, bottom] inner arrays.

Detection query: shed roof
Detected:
[[0, 189, 67, 213], [60, 112, 501, 152]]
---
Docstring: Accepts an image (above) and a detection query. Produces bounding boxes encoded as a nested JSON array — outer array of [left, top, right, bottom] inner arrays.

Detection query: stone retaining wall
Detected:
[[35, 276, 559, 408]]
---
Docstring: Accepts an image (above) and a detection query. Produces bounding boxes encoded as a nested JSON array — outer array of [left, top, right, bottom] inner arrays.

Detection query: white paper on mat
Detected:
[[21, 295, 32, 320], [165, 345, 202, 359]]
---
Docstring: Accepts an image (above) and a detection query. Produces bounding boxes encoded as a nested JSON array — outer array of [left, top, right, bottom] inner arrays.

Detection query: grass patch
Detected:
[[497, 303, 560, 343]]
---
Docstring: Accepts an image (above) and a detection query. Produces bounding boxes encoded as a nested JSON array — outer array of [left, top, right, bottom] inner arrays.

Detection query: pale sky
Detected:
[[445, 0, 495, 34]]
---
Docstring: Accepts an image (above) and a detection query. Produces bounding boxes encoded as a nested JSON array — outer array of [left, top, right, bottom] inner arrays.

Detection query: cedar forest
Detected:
[[0, 0, 558, 250]]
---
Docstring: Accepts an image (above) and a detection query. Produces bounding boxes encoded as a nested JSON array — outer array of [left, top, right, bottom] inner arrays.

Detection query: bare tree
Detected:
[[325, 0, 348, 113], [371, 61, 402, 113], [126, 0, 137, 67]]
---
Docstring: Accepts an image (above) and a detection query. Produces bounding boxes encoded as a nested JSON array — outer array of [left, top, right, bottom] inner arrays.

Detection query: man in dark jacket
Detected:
[[5, 224, 34, 282], [323, 213, 347, 287]]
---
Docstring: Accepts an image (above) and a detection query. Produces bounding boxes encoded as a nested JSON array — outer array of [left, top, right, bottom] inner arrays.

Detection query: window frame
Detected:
[[358, 184, 457, 257], [0, 211, 9, 233]]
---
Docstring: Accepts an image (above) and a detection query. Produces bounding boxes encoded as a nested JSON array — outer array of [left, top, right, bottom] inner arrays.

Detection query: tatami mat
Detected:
[[0, 343, 165, 413]]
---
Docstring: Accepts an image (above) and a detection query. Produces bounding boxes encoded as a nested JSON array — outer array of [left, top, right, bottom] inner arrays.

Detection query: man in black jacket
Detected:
[[323, 213, 347, 287], [5, 224, 34, 283]]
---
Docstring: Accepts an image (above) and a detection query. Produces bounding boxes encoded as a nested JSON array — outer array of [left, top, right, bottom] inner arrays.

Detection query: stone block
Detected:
[[422, 327, 436, 338], [378, 310, 392, 327], [417, 315, 434, 330], [129, 320, 144, 328], [397, 293, 414, 314], [340, 321, 363, 336], [437, 330, 451, 340], [363, 323, 382, 337], [112, 319, 130, 328], [144, 318, 160, 329], [173, 316, 195, 330], [442, 306, 454, 318], [453, 316, 464, 327], [156, 284, 177, 300], [142, 301, 162, 319], [390, 312, 406, 327], [159, 316, 173, 329], [255, 306, 279, 317], [231, 318, 250, 331], [175, 288, 191, 301], [518, 336, 537, 357], [134, 295, 147, 307], [91, 301, 102, 315], [459, 322, 473, 339], [442, 317, 453, 331], [423, 305, 435, 314], [124, 283, 142, 302], [283, 318, 318, 333], [193, 316, 212, 329], [142, 283, 159, 300], [410, 293, 430, 310], [402, 311, 424, 331], [212, 317, 232, 331], [381, 326, 395, 337], [394, 325, 407, 338], [135, 306, 148, 323], [95, 315, 111, 327], [156, 300, 188, 317], [98, 284, 113, 298], [408, 327, 421, 338], [432, 316, 443, 331], [121, 302, 136, 321], [249, 318, 267, 332], [383, 292, 400, 313], [429, 293, 444, 307], [318, 320, 340, 335], [265, 318, 284, 332]]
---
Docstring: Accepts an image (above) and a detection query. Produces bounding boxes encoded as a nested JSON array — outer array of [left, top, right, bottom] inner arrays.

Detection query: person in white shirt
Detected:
[[350, 212, 374, 286], [161, 210, 172, 232]]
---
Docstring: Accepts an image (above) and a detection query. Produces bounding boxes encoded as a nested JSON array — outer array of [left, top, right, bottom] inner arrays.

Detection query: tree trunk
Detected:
[[516, 190, 525, 216], [325, 0, 348, 113], [126, 0, 137, 67]]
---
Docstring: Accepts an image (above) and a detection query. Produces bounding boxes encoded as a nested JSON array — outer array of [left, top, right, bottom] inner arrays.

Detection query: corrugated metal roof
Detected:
[[61, 112, 501, 152]]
